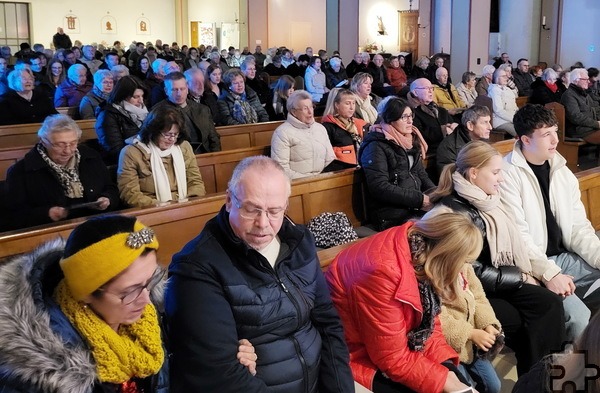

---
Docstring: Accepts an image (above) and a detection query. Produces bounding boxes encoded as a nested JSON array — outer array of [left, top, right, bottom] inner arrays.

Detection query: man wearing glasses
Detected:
[[513, 58, 535, 97], [561, 68, 600, 144], [165, 156, 354, 393]]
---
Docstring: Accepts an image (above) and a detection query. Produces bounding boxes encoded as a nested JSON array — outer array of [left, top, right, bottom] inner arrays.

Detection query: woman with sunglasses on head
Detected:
[[0, 214, 258, 393], [117, 105, 206, 208], [359, 96, 434, 231]]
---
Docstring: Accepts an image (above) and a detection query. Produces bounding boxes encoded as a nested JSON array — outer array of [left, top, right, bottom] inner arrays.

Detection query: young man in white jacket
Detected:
[[501, 104, 600, 342]]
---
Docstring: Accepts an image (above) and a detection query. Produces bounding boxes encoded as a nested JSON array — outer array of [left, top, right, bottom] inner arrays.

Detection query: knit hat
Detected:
[[60, 215, 159, 300]]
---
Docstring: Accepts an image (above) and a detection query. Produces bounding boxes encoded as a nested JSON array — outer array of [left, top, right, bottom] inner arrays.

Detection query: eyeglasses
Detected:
[[99, 267, 166, 305], [400, 112, 415, 121], [160, 132, 180, 140], [414, 86, 434, 92], [230, 190, 287, 221], [44, 139, 78, 150]]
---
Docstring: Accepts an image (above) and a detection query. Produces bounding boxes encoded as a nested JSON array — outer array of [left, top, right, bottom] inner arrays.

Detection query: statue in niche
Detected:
[[106, 21, 112, 31], [140, 21, 147, 31], [377, 16, 386, 35], [67, 16, 76, 30]]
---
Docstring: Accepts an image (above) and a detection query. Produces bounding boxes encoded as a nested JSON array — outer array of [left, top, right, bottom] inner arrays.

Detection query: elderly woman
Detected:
[[321, 88, 366, 165], [411, 56, 430, 80], [455, 71, 478, 107], [386, 55, 408, 93], [350, 72, 380, 125], [4, 114, 118, 229], [325, 56, 348, 89], [428, 140, 567, 378], [270, 90, 335, 179], [0, 68, 57, 125], [0, 215, 258, 392], [359, 96, 433, 231], [54, 63, 92, 109], [111, 65, 130, 82], [216, 68, 269, 126], [305, 56, 330, 104], [117, 105, 206, 208], [488, 67, 518, 136], [79, 69, 114, 119], [96, 75, 148, 165], [325, 212, 483, 393], [530, 67, 563, 105]]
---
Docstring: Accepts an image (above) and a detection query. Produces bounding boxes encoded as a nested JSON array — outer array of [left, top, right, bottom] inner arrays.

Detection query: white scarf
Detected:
[[355, 94, 378, 125], [120, 101, 149, 127], [134, 139, 187, 202]]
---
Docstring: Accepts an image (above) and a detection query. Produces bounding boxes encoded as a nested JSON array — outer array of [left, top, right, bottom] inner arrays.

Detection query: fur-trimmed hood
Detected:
[[0, 239, 167, 393]]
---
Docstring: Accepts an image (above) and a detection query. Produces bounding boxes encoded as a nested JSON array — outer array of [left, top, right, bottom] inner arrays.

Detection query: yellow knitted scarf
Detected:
[[54, 280, 164, 384]]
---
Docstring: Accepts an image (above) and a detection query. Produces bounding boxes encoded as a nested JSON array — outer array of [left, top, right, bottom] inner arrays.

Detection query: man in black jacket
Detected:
[[165, 156, 354, 393]]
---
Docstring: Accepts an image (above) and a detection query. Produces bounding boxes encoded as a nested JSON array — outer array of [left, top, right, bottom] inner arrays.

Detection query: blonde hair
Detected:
[[323, 88, 356, 116], [430, 140, 501, 203], [408, 212, 483, 302]]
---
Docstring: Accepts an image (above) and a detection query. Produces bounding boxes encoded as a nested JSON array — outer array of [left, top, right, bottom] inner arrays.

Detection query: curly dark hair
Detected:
[[513, 104, 557, 138]]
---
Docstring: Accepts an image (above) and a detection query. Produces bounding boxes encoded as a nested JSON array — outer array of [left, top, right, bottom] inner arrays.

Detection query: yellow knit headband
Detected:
[[60, 220, 160, 301]]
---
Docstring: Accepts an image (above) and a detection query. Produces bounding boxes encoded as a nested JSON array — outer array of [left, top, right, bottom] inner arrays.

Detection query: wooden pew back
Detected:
[[0, 119, 96, 149], [545, 101, 586, 173]]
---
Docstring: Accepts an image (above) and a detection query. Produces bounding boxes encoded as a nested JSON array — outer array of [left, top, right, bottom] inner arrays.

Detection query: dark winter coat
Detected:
[[216, 88, 269, 126], [95, 102, 142, 165], [435, 124, 471, 175], [358, 131, 435, 231], [560, 84, 600, 139], [0, 88, 57, 125], [529, 78, 563, 106], [4, 144, 119, 230], [54, 79, 92, 108], [412, 103, 453, 152], [165, 207, 354, 393]]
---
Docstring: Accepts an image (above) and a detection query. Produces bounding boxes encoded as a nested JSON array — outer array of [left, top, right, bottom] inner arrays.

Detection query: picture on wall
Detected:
[[199, 23, 216, 46], [63, 13, 80, 34], [136, 17, 151, 35], [101, 15, 117, 35], [220, 23, 239, 52]]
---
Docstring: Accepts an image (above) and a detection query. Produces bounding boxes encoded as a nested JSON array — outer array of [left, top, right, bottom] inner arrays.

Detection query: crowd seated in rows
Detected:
[[271, 90, 335, 179], [96, 75, 148, 165], [367, 54, 395, 97], [386, 55, 408, 93], [359, 96, 433, 231], [304, 56, 329, 104], [475, 64, 495, 97], [4, 114, 118, 230], [216, 68, 268, 126], [324, 56, 347, 89], [79, 69, 113, 119], [117, 105, 205, 208], [0, 68, 57, 125], [321, 88, 366, 166], [429, 140, 568, 375], [529, 67, 564, 105], [561, 68, 600, 143], [240, 60, 269, 106]]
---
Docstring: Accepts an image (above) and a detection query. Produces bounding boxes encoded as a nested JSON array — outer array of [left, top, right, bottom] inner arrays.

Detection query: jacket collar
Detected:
[[506, 139, 566, 176], [286, 112, 312, 129]]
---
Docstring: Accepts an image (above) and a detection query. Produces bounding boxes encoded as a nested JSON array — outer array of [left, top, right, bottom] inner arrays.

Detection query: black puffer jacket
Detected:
[[529, 78, 563, 106], [216, 88, 269, 126], [95, 102, 142, 165], [358, 131, 435, 231], [560, 84, 600, 139], [438, 193, 523, 293], [165, 206, 354, 393]]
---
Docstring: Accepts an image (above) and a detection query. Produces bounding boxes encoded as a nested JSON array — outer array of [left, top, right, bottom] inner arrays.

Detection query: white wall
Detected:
[[558, 0, 600, 68], [188, 0, 241, 49], [267, 0, 325, 53], [432, 0, 450, 54], [489, 0, 541, 63], [358, 0, 415, 54], [28, 0, 175, 49]]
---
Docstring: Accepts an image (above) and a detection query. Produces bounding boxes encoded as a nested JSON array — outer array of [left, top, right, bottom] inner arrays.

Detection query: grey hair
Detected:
[[7, 68, 33, 90], [435, 67, 448, 79], [542, 67, 558, 82], [461, 71, 476, 84], [286, 89, 312, 112], [350, 72, 373, 92], [184, 67, 203, 83], [227, 156, 291, 196], [110, 65, 129, 79], [461, 105, 491, 127], [67, 64, 86, 81], [37, 114, 82, 140], [93, 69, 112, 87], [482, 65, 496, 77], [498, 63, 512, 73], [570, 68, 588, 84], [329, 57, 341, 68], [151, 59, 167, 74]]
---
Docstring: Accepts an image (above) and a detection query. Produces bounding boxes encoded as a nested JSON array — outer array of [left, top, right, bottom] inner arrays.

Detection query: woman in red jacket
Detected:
[[325, 212, 483, 393]]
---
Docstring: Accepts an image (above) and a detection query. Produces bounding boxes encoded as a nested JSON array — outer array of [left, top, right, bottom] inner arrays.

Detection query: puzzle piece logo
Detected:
[[550, 345, 600, 392]]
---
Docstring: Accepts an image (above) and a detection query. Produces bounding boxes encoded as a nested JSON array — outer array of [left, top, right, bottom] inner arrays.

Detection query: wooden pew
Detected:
[[576, 166, 600, 230], [218, 120, 283, 150], [423, 139, 516, 170], [545, 102, 587, 173], [0, 168, 362, 263], [516, 96, 529, 108], [0, 119, 96, 149]]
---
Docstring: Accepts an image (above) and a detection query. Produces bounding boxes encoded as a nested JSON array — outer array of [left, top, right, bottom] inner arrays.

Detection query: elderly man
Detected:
[[475, 65, 495, 96], [560, 68, 600, 143], [346, 52, 366, 78], [435, 105, 492, 174], [153, 72, 221, 153], [325, 56, 348, 89], [492, 52, 512, 69], [79, 45, 102, 75], [432, 67, 466, 114], [410, 77, 456, 152], [128, 42, 145, 68], [54, 63, 92, 108], [165, 156, 354, 393], [52, 27, 72, 50], [513, 58, 535, 97], [366, 54, 394, 97], [184, 67, 205, 103], [253, 45, 266, 70]]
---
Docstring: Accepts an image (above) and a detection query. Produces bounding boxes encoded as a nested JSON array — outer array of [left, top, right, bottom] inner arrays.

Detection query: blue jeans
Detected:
[[550, 252, 600, 341], [459, 358, 501, 393]]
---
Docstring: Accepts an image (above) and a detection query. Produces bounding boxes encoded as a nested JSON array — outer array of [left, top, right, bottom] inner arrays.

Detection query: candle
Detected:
[[542, 16, 546, 25], [418, 16, 421, 25]]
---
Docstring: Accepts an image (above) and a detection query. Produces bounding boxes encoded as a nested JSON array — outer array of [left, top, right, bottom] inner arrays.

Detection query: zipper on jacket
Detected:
[[286, 273, 311, 313], [291, 335, 310, 393]]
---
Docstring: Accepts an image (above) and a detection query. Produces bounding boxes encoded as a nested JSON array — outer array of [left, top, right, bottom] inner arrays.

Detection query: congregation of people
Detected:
[[2, 31, 600, 393]]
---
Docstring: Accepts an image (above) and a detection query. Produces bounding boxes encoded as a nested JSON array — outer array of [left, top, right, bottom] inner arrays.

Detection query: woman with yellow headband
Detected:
[[0, 215, 257, 393]]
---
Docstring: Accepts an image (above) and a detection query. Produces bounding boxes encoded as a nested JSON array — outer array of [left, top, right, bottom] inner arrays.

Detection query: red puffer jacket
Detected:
[[325, 223, 458, 392]]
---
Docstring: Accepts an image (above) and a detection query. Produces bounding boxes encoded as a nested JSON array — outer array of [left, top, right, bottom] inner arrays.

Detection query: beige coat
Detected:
[[439, 263, 501, 363], [117, 140, 206, 207]]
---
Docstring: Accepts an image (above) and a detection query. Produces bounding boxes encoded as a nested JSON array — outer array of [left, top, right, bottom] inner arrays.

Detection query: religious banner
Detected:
[[398, 11, 418, 61], [136, 17, 151, 35], [199, 23, 216, 47], [63, 13, 80, 34]]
